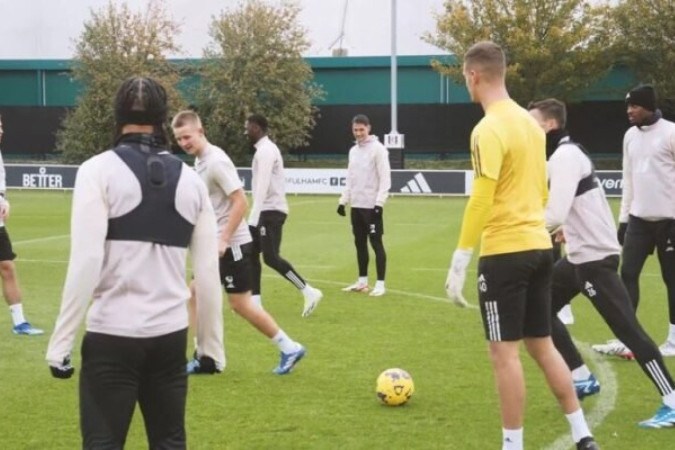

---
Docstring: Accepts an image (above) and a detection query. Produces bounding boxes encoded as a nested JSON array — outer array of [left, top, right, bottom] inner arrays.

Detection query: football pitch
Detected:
[[1, 190, 673, 449]]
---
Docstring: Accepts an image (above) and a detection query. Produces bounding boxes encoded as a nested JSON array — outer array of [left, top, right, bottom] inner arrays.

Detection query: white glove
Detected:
[[445, 249, 473, 307]]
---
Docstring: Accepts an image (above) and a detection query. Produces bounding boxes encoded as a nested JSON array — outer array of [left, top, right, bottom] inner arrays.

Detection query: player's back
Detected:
[[473, 99, 551, 256]]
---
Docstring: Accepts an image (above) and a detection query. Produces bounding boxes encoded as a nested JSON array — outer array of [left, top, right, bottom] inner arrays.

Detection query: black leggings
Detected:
[[79, 329, 188, 450], [621, 215, 675, 324], [351, 207, 386, 280], [250, 210, 306, 296], [551, 256, 674, 396]]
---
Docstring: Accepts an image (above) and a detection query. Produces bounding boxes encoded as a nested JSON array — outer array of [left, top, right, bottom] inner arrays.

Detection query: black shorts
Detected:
[[477, 249, 553, 341], [0, 227, 17, 261], [350, 207, 384, 236], [219, 242, 254, 294]]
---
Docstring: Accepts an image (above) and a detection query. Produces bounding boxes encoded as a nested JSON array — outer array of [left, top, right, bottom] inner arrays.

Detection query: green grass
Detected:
[[0, 191, 672, 449]]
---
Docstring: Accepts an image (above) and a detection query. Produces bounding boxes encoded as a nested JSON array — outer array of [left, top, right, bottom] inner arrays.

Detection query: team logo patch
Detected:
[[225, 276, 235, 289], [478, 274, 487, 293], [260, 226, 266, 236], [584, 281, 596, 297]]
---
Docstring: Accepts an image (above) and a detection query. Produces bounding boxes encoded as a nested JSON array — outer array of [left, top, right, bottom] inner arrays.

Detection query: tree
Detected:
[[57, 0, 183, 163], [424, 0, 615, 104], [611, 0, 675, 112], [197, 0, 323, 164]]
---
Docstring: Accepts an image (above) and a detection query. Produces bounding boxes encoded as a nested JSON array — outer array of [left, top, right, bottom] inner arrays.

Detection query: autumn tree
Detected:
[[57, 0, 183, 163], [196, 0, 323, 164], [425, 0, 615, 104], [611, 0, 675, 112]]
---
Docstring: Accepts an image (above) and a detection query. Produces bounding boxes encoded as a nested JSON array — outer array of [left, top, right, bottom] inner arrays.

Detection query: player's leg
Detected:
[[138, 329, 188, 449], [249, 224, 263, 307], [343, 208, 370, 292], [522, 250, 594, 446], [80, 332, 142, 449], [576, 255, 675, 426], [655, 220, 675, 353], [0, 228, 42, 335], [620, 216, 655, 310], [477, 252, 529, 449], [367, 208, 386, 296], [549, 257, 598, 399]]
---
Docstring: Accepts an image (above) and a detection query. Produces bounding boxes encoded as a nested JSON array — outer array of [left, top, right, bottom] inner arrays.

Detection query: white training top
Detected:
[[249, 135, 288, 226], [619, 118, 675, 223], [46, 149, 225, 368], [0, 148, 6, 228], [195, 143, 251, 246], [545, 138, 621, 264], [339, 135, 391, 208]]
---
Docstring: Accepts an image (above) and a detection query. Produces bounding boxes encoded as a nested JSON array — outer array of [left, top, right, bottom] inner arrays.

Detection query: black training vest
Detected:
[[557, 137, 599, 197], [106, 134, 194, 248]]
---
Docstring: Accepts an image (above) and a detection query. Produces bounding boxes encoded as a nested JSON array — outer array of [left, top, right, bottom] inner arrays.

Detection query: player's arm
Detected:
[[212, 160, 247, 255], [618, 134, 633, 224], [190, 186, 225, 371], [0, 151, 8, 218], [338, 148, 353, 208], [545, 146, 584, 233], [374, 144, 392, 207], [446, 128, 502, 307], [248, 147, 273, 227], [46, 159, 108, 377]]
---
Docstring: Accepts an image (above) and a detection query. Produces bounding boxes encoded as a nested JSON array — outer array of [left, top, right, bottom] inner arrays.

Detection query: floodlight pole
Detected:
[[385, 0, 405, 155], [390, 0, 398, 134]]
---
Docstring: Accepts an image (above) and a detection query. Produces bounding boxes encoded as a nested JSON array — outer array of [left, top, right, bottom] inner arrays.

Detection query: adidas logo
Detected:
[[478, 274, 487, 292], [400, 173, 431, 193]]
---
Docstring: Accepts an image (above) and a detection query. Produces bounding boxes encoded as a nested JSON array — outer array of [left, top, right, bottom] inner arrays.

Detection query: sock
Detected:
[[668, 323, 675, 343], [566, 409, 592, 443], [301, 284, 313, 296], [9, 304, 26, 327], [251, 294, 262, 309], [272, 329, 301, 354], [193, 336, 199, 353], [502, 428, 523, 450], [663, 390, 675, 409], [375, 280, 385, 290], [571, 365, 592, 381], [359, 276, 368, 285]]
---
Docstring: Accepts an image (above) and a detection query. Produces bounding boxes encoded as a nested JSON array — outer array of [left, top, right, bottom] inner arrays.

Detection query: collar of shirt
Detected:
[[255, 135, 271, 150]]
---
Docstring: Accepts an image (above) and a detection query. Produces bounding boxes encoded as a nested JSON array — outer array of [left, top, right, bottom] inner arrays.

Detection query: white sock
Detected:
[[565, 409, 592, 444], [9, 304, 26, 327], [359, 276, 368, 285], [301, 284, 314, 296], [251, 294, 262, 309], [502, 428, 523, 450], [375, 280, 385, 290], [572, 365, 592, 381], [668, 323, 675, 343], [663, 391, 675, 409], [272, 330, 301, 354]]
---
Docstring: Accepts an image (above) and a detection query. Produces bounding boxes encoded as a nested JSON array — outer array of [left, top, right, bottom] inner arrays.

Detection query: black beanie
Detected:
[[625, 84, 657, 111]]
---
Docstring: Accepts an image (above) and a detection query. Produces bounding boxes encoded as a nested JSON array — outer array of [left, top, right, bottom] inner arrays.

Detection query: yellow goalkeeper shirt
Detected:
[[458, 98, 552, 256]]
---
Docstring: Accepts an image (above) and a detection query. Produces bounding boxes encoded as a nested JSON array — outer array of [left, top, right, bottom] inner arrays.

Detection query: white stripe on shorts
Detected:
[[486, 301, 501, 341], [231, 244, 242, 262]]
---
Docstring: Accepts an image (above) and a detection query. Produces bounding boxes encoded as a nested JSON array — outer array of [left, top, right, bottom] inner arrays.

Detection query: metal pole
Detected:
[[390, 0, 397, 133]]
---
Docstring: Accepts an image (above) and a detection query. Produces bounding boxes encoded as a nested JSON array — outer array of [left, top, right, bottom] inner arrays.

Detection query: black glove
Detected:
[[49, 356, 75, 379], [617, 222, 628, 246], [373, 206, 383, 216], [190, 356, 220, 375], [337, 204, 346, 217]]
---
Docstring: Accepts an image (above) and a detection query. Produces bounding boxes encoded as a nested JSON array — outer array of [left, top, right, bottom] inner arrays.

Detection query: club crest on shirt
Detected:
[[225, 276, 235, 289]]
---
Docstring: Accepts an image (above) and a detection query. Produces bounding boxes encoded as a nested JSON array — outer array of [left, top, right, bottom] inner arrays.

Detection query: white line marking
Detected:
[[544, 339, 617, 450], [14, 234, 69, 246]]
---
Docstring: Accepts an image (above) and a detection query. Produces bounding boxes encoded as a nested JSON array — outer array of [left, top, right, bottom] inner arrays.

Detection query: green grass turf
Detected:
[[0, 191, 673, 449]]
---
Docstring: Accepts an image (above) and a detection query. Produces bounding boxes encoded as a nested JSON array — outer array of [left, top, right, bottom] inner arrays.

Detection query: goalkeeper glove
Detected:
[[445, 249, 473, 308], [49, 356, 75, 379]]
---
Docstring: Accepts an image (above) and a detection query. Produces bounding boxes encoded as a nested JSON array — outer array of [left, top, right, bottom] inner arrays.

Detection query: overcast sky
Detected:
[[0, 0, 448, 59]]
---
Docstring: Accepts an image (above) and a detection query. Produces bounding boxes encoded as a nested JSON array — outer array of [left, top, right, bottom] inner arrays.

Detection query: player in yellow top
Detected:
[[445, 41, 598, 450]]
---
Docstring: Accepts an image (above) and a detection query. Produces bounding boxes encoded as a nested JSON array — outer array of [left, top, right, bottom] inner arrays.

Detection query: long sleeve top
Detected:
[[248, 136, 288, 226], [339, 135, 391, 208], [619, 118, 675, 223], [46, 149, 224, 368], [545, 138, 620, 264]]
